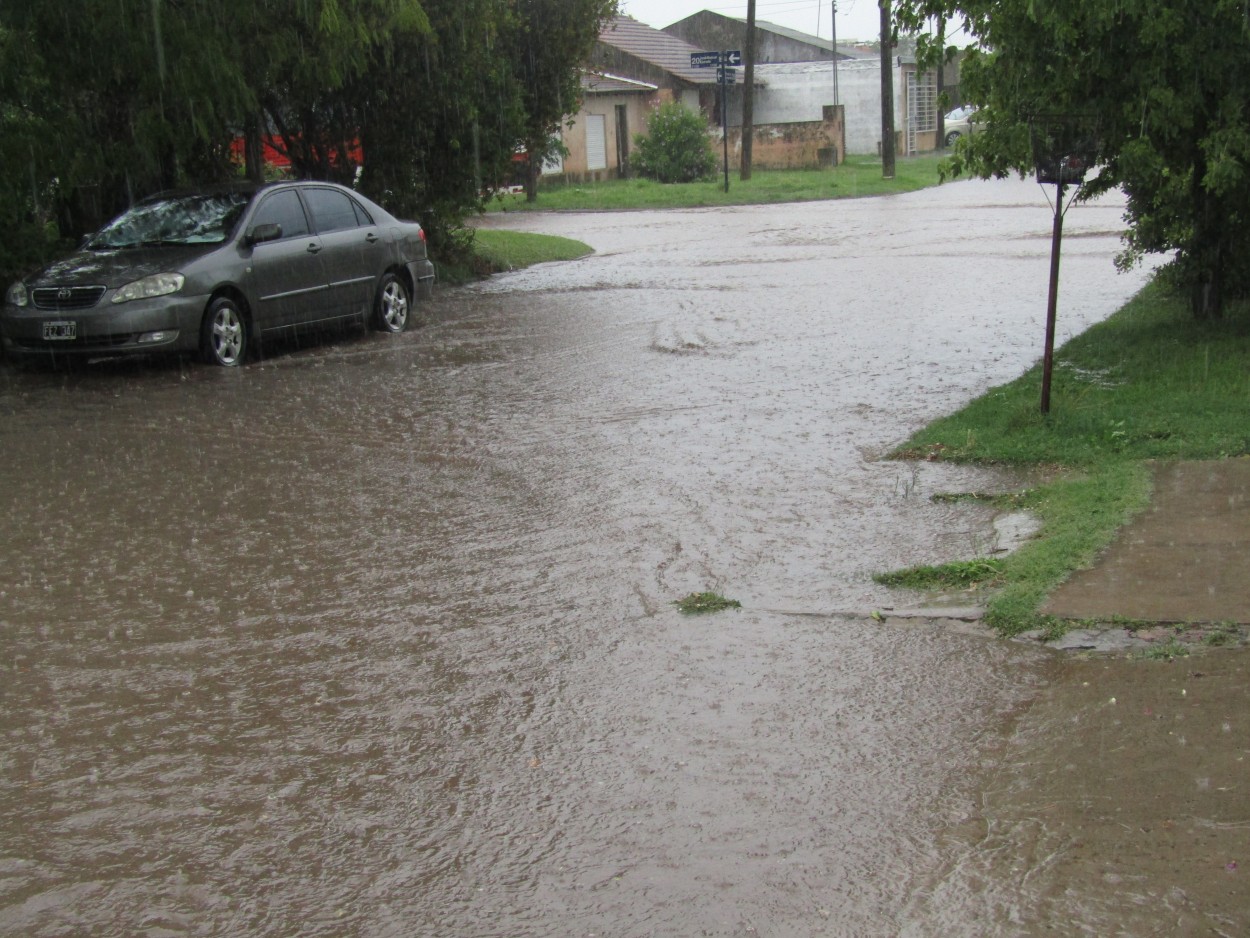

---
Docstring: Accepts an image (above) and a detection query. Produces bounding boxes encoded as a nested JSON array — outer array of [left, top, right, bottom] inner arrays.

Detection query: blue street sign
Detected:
[[716, 66, 738, 84], [690, 51, 721, 68], [723, 49, 743, 66]]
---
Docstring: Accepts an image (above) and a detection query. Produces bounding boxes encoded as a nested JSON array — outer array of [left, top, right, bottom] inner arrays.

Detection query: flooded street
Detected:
[[3, 177, 1242, 935]]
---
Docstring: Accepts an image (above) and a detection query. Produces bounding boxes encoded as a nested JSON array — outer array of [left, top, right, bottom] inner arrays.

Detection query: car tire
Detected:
[[944, 130, 962, 147], [373, 272, 410, 334], [201, 296, 248, 366]]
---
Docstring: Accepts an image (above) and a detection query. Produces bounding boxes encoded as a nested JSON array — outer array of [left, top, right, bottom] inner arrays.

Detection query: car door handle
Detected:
[[306, 242, 322, 254], [365, 233, 379, 244]]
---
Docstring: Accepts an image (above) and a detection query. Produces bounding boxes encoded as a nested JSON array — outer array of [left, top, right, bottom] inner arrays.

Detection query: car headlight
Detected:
[[111, 273, 185, 304], [5, 282, 28, 307]]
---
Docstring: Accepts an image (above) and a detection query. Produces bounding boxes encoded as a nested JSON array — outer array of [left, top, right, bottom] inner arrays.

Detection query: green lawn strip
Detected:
[[487, 155, 946, 213], [981, 463, 1152, 635], [450, 155, 946, 280], [436, 229, 594, 285], [471, 229, 593, 269], [883, 282, 1250, 636]]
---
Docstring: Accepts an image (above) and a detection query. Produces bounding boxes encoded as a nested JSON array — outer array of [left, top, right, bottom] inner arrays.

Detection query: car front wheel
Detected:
[[201, 296, 247, 366], [374, 273, 410, 333], [944, 130, 962, 147]]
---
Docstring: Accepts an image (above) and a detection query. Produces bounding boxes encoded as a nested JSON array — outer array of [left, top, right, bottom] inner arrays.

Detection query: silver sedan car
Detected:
[[2, 180, 436, 366]]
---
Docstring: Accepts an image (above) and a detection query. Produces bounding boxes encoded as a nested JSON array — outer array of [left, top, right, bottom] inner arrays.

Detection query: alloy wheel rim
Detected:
[[383, 282, 408, 330], [214, 309, 242, 364]]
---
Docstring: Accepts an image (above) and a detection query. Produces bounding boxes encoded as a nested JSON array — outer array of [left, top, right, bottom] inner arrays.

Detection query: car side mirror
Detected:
[[246, 222, 282, 246]]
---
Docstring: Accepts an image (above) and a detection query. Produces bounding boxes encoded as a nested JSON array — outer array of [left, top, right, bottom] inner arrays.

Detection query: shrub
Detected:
[[632, 101, 716, 184]]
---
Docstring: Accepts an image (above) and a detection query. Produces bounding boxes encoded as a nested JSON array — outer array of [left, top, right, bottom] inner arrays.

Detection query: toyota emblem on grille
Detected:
[[57, 287, 73, 300]]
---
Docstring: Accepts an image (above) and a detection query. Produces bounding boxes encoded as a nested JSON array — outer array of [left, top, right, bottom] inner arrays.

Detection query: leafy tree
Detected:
[[352, 0, 526, 250], [895, 0, 1250, 318], [510, 0, 618, 202], [632, 101, 717, 184], [0, 0, 614, 280]]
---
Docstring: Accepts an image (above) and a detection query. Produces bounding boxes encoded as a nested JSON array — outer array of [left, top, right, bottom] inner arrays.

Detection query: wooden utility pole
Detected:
[[740, 0, 757, 180], [935, 19, 945, 146], [879, 1, 896, 178]]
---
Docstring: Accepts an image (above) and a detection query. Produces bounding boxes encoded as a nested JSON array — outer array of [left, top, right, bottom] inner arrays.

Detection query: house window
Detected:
[[586, 114, 607, 171]]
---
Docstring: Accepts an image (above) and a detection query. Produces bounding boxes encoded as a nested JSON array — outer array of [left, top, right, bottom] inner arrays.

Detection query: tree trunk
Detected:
[[1189, 149, 1224, 320]]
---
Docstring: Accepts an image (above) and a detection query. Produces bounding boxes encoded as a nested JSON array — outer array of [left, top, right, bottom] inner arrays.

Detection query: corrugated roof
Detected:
[[754, 60, 881, 76], [746, 18, 876, 59], [581, 72, 659, 94], [598, 15, 720, 84]]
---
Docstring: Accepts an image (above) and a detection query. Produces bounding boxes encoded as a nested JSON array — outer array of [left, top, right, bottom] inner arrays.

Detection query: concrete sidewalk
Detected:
[[1042, 459, 1250, 625]]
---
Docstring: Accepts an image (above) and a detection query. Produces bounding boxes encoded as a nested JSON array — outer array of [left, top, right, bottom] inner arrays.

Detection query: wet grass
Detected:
[[486, 155, 946, 213], [885, 283, 1250, 636], [469, 229, 593, 270], [673, 592, 742, 614], [874, 557, 1006, 590]]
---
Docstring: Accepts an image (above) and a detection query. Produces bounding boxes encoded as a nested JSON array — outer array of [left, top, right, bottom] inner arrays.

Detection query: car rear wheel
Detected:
[[373, 273, 410, 333], [201, 297, 247, 366]]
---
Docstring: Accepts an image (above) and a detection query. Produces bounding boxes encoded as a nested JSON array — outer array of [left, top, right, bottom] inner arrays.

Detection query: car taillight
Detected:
[[418, 228, 427, 243]]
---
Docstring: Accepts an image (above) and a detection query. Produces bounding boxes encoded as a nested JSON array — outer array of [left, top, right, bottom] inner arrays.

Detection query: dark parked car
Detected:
[[1, 180, 435, 366]]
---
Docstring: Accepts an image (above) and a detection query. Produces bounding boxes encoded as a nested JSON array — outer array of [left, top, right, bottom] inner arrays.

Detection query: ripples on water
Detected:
[[2, 181, 1180, 935]]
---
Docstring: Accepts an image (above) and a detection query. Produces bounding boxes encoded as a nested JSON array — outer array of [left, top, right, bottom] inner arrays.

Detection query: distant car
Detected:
[[942, 105, 980, 147], [2, 180, 435, 367]]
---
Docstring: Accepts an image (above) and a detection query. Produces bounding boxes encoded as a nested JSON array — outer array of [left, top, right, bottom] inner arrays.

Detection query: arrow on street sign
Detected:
[[723, 49, 743, 66], [690, 51, 721, 68], [717, 66, 738, 84]]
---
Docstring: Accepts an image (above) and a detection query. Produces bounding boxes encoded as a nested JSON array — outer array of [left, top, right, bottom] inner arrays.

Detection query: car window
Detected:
[[304, 188, 360, 235], [252, 190, 310, 240], [87, 192, 252, 248], [351, 199, 374, 227]]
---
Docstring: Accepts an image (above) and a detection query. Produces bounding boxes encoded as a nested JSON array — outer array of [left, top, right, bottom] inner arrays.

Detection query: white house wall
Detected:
[[747, 60, 905, 155]]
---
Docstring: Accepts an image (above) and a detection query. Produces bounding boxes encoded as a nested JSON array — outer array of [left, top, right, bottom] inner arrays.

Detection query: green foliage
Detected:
[[632, 101, 717, 184], [470, 229, 592, 271], [673, 592, 742, 614], [510, 0, 619, 200], [0, 0, 610, 278], [884, 281, 1250, 635], [895, 0, 1250, 318], [895, 284, 1250, 466], [873, 558, 1005, 590]]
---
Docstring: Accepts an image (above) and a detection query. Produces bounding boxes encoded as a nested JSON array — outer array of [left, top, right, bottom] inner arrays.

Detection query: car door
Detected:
[[301, 186, 389, 323], [245, 188, 327, 330]]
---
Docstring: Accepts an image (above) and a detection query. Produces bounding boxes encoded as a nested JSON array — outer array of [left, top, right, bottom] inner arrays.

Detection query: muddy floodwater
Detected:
[[3, 178, 1245, 935]]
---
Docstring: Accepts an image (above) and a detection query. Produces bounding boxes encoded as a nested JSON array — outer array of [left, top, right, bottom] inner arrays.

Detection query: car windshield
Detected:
[[87, 192, 252, 249]]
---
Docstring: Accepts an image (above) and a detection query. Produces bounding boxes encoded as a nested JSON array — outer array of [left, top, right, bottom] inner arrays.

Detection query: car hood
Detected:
[[25, 244, 221, 288]]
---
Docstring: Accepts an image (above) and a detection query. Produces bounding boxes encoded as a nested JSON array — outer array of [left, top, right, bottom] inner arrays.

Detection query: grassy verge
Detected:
[[445, 156, 946, 282], [884, 281, 1250, 635], [436, 229, 594, 285], [487, 154, 946, 213]]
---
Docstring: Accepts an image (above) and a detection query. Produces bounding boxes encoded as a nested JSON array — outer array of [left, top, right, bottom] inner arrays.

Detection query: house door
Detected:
[[615, 105, 630, 177], [586, 115, 607, 171]]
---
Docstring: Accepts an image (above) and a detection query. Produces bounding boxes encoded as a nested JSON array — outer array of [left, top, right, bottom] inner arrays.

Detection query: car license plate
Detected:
[[42, 321, 77, 341]]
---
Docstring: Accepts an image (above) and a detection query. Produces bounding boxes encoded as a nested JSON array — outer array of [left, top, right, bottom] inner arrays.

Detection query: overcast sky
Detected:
[[617, 0, 889, 46]]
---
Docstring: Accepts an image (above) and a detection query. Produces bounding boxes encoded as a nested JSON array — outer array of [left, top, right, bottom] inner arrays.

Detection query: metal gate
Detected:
[[906, 71, 937, 156]]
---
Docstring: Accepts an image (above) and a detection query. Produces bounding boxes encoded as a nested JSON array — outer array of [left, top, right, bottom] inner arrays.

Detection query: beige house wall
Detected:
[[555, 93, 658, 181]]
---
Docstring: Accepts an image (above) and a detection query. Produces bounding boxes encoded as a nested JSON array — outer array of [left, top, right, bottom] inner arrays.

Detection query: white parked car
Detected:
[[943, 105, 980, 147]]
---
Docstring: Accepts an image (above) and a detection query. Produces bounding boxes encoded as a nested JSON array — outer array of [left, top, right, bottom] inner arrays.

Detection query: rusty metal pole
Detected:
[[1040, 180, 1066, 415]]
